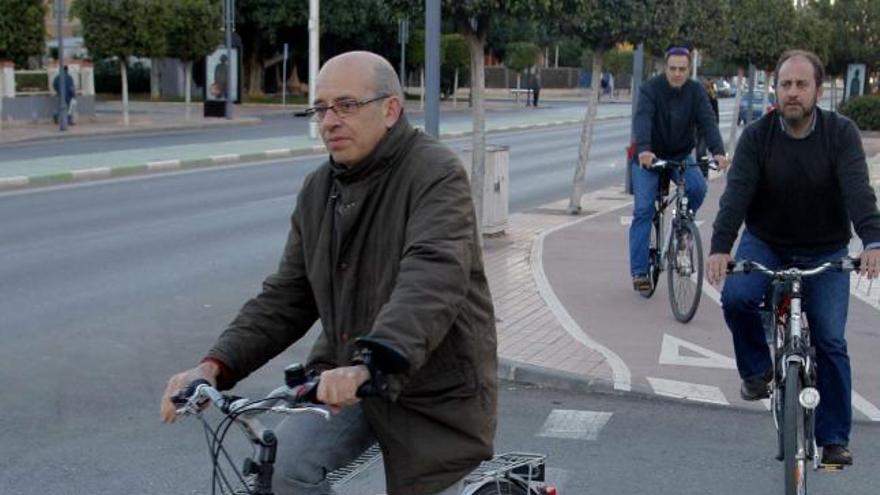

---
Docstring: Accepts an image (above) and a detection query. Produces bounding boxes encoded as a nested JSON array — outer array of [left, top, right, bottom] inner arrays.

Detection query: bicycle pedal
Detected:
[[817, 463, 846, 472]]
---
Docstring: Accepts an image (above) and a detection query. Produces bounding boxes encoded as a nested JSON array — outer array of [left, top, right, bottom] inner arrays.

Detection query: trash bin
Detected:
[[462, 144, 509, 236]]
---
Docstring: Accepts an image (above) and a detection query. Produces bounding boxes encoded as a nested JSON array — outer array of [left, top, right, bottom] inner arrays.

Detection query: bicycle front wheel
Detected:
[[784, 362, 808, 495], [471, 479, 529, 495], [641, 215, 662, 299], [666, 219, 703, 323]]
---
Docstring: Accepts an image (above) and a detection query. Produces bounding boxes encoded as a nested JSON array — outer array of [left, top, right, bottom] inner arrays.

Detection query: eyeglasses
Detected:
[[303, 95, 391, 122]]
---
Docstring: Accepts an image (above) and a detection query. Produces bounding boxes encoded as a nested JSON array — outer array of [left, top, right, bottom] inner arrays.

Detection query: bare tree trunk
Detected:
[[515, 72, 521, 103], [453, 67, 459, 108], [420, 67, 425, 110], [567, 50, 604, 214], [247, 40, 264, 97], [184, 61, 192, 121], [761, 69, 771, 118], [727, 66, 745, 156], [121, 60, 129, 127], [467, 32, 487, 229], [150, 58, 161, 100], [830, 77, 836, 111]]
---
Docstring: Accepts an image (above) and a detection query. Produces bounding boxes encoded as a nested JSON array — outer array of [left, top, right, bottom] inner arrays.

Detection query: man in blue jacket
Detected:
[[630, 46, 728, 293]]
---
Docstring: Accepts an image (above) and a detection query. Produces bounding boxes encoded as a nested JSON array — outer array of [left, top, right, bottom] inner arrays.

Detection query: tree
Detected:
[[555, 0, 669, 213], [442, 33, 469, 106], [388, 0, 554, 229], [0, 0, 46, 67], [505, 41, 539, 102], [73, 0, 169, 126], [721, 0, 796, 150], [166, 0, 223, 119]]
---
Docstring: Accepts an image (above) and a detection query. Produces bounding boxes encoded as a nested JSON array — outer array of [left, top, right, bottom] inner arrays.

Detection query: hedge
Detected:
[[839, 95, 880, 131]]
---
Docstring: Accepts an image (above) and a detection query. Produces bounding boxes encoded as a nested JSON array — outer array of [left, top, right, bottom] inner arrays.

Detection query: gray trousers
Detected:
[[272, 405, 464, 495]]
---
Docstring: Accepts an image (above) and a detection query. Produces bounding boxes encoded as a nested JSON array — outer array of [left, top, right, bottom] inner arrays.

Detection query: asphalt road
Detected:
[[0, 103, 746, 494]]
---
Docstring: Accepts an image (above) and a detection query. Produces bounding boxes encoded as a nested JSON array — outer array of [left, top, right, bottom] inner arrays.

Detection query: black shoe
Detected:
[[632, 275, 651, 293], [821, 444, 853, 466], [740, 369, 772, 401]]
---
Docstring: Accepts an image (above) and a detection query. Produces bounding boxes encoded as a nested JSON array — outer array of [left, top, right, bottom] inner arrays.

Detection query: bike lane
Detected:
[[540, 174, 880, 421]]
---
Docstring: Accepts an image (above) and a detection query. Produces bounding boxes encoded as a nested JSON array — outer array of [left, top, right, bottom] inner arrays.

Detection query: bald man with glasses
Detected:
[[162, 51, 497, 495]]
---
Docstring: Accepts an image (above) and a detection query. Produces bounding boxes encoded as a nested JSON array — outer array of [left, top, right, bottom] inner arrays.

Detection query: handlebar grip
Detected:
[[294, 379, 378, 405], [171, 378, 211, 406]]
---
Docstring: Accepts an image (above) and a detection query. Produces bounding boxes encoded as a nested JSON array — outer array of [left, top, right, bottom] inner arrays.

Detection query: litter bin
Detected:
[[462, 145, 509, 235]]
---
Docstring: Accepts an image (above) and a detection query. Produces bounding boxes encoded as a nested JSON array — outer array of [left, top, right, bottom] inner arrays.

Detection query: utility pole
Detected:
[[626, 43, 644, 194], [424, 0, 440, 137], [224, 0, 234, 120], [399, 17, 409, 90], [308, 0, 319, 139], [55, 0, 67, 131], [282, 43, 288, 106]]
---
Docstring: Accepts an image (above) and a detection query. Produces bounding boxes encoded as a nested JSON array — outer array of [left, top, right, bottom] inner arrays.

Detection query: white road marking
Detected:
[[532, 195, 634, 391], [146, 159, 180, 171], [647, 377, 730, 405], [537, 409, 613, 441], [852, 391, 880, 422], [620, 215, 633, 226], [211, 154, 239, 163], [659, 334, 737, 370]]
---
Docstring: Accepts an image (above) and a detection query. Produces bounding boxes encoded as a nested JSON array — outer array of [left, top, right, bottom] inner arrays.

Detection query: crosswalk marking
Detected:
[[647, 377, 730, 405], [537, 409, 613, 441], [659, 334, 737, 370], [852, 391, 880, 422]]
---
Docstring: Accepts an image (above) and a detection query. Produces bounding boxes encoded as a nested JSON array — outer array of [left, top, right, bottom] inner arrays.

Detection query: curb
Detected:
[[0, 116, 264, 146], [0, 113, 626, 192]]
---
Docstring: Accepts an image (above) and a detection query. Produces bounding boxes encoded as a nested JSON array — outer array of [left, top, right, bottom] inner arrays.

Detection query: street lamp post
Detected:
[[55, 0, 67, 131], [224, 0, 234, 120], [424, 0, 440, 137], [308, 0, 319, 139]]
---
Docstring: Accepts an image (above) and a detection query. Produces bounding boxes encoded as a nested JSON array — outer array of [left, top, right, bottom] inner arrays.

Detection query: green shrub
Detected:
[[14, 71, 48, 92], [839, 95, 880, 131]]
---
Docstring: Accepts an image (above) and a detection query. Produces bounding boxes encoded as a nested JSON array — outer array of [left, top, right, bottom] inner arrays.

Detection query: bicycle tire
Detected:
[[784, 362, 808, 495], [470, 479, 530, 495], [640, 217, 661, 299], [666, 219, 703, 323]]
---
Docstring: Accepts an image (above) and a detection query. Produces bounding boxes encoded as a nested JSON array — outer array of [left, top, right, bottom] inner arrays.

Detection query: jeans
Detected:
[[628, 156, 707, 277], [721, 230, 852, 446], [273, 405, 465, 494]]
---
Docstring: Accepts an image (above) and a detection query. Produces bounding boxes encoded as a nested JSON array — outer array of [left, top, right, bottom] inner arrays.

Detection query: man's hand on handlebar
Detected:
[[317, 365, 371, 414], [706, 252, 732, 286], [860, 248, 880, 279], [713, 154, 729, 171], [160, 361, 220, 424], [638, 151, 656, 169]]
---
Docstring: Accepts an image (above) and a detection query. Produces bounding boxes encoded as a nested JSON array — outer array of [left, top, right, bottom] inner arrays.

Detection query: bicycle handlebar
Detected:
[[650, 156, 720, 171], [726, 257, 861, 279]]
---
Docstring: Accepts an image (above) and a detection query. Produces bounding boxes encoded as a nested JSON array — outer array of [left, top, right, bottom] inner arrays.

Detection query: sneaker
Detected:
[[632, 275, 652, 293], [821, 444, 853, 466], [740, 369, 772, 401]]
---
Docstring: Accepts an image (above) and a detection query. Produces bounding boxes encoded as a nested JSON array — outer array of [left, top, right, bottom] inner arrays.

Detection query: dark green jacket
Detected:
[[207, 115, 497, 494]]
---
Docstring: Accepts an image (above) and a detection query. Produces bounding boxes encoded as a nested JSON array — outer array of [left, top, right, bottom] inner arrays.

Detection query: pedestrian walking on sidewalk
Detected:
[[629, 45, 728, 293], [52, 66, 76, 125], [160, 51, 497, 495], [707, 50, 880, 467]]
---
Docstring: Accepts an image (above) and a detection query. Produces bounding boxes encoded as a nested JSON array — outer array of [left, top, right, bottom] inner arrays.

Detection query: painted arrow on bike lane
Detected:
[[538, 177, 880, 422]]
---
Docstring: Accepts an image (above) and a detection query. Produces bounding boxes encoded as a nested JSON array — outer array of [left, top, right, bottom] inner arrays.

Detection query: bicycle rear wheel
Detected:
[[471, 479, 529, 495], [784, 362, 808, 495], [666, 219, 703, 322]]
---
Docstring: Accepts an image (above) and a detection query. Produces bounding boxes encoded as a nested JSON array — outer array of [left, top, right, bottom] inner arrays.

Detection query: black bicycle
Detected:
[[641, 156, 716, 323], [727, 257, 860, 495], [172, 338, 557, 495]]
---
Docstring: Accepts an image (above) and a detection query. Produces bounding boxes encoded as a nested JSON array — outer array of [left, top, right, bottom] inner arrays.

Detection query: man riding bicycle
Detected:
[[160, 51, 497, 495], [707, 50, 880, 466], [630, 45, 728, 293]]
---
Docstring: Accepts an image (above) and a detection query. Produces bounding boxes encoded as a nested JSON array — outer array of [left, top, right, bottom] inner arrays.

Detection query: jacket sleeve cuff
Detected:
[[865, 242, 880, 251], [200, 356, 235, 391]]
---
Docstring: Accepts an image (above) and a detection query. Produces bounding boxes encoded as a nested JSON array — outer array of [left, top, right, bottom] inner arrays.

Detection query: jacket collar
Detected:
[[329, 114, 418, 184]]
